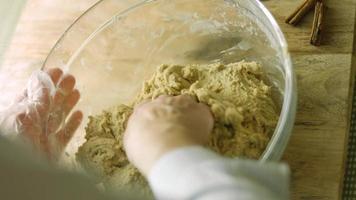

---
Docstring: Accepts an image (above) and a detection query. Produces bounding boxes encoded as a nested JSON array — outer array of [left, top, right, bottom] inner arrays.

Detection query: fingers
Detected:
[[45, 68, 75, 94], [14, 68, 82, 159], [155, 95, 174, 105], [51, 74, 76, 109], [57, 74, 75, 95], [47, 88, 80, 133], [16, 109, 83, 159], [55, 110, 83, 152], [26, 87, 51, 136], [198, 102, 211, 112], [46, 70, 79, 135], [16, 112, 37, 140], [15, 112, 51, 154], [135, 94, 197, 112], [174, 94, 196, 102], [198, 102, 214, 127], [53, 90, 65, 106], [173, 94, 196, 106], [33, 87, 51, 118], [157, 94, 195, 102], [156, 94, 197, 108], [134, 95, 167, 113], [156, 95, 171, 102], [16, 112, 53, 159], [46, 68, 63, 85], [63, 89, 80, 115], [46, 68, 75, 104]]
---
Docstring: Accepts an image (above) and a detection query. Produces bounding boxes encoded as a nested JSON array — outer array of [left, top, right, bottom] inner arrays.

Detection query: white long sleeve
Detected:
[[148, 146, 290, 200]]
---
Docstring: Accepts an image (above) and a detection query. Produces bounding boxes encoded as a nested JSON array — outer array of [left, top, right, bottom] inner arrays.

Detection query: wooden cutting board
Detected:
[[1, 0, 355, 199], [264, 0, 356, 199]]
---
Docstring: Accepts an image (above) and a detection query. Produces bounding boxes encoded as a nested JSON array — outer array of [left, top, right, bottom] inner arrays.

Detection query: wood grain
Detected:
[[264, 0, 356, 199], [1, 0, 355, 199], [265, 0, 355, 54]]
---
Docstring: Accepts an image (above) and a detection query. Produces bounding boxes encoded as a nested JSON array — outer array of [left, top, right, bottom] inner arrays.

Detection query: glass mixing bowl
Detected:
[[43, 0, 297, 163]]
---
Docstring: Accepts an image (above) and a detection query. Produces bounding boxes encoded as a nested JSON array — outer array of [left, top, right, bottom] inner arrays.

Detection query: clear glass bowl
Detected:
[[44, 0, 297, 163]]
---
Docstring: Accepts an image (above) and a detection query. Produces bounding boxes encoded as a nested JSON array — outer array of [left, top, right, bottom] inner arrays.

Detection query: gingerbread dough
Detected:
[[76, 61, 279, 193]]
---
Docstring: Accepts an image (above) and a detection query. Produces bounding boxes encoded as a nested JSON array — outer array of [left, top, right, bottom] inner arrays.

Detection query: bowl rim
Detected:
[[43, 0, 103, 66], [248, 0, 297, 161], [43, 0, 297, 162]]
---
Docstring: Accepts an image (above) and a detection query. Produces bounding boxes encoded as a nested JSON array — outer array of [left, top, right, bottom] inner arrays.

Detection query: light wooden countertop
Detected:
[[1, 0, 355, 199]]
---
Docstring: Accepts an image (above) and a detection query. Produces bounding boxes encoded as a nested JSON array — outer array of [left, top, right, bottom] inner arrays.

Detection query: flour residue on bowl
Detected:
[[49, 0, 287, 171]]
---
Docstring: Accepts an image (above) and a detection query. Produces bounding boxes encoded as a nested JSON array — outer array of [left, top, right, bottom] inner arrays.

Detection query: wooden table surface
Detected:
[[1, 0, 356, 199]]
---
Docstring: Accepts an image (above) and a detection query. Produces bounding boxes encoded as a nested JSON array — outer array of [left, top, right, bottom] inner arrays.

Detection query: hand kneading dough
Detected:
[[76, 61, 279, 193]]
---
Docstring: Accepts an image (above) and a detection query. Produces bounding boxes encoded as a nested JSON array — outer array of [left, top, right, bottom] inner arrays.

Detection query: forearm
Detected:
[[148, 146, 290, 200]]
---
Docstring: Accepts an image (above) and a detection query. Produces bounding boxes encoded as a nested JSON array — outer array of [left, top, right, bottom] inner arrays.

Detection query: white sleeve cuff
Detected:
[[148, 146, 222, 199], [147, 146, 290, 200]]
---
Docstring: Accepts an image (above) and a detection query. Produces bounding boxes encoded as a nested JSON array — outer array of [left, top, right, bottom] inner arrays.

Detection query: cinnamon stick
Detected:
[[285, 0, 317, 25], [310, 0, 325, 46]]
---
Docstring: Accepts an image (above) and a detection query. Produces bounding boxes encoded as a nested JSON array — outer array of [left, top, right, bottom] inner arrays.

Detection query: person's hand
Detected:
[[124, 95, 214, 176], [0, 68, 82, 160]]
